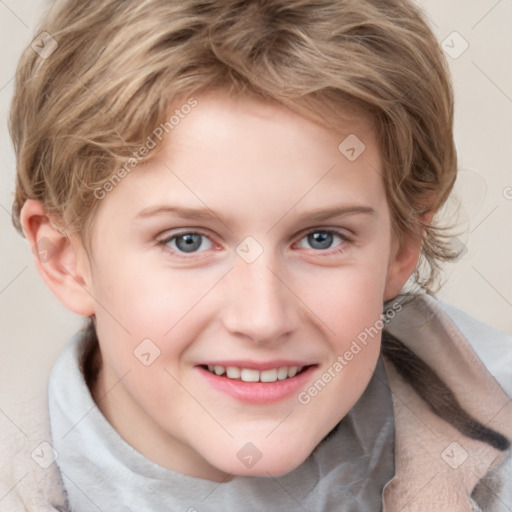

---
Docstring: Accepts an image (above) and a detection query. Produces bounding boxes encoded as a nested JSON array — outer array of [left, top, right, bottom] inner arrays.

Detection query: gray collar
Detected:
[[49, 332, 394, 512]]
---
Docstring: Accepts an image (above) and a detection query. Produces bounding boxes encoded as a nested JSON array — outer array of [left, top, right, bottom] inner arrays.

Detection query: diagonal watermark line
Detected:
[[285, 83, 339, 133], [468, 464, 512, 512], [474, 394, 512, 440], [471, 266, 512, 309], [163, 367, 234, 438], [164, 267, 234, 336], [163, 163, 234, 233], [265, 409, 295, 439], [71, 71, 129, 131], [420, 7, 439, 29], [0, 407, 28, 438], [0, 202, 11, 216], [198, 471, 234, 503], [264, 471, 310, 511], [472, 0, 503, 30], [398, 471, 440, 511], [60, 469, 105, 512], [472, 61, 512, 105], [265, 266, 336, 335], [373, 361, 439, 440], [367, 161, 384, 180], [0, 266, 28, 295], [0, 75, 14, 93], [470, 204, 500, 233], [0, 472, 28, 504], [61, 370, 131, 439], [75, 46, 107, 78], [266, 165, 336, 234], [62, 267, 131, 336], [0, 0, 29, 28]]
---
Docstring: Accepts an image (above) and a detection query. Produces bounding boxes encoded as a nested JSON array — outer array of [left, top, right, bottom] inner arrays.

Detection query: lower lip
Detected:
[[197, 366, 316, 404]]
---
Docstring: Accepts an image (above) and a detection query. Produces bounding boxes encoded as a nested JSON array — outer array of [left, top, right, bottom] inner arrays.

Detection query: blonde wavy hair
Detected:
[[10, 0, 458, 293]]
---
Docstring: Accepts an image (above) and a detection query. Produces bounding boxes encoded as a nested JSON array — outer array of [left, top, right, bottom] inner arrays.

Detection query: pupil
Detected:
[[309, 232, 332, 250], [176, 234, 201, 252]]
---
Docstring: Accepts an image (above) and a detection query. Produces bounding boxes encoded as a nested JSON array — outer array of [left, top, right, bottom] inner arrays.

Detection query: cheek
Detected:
[[297, 259, 389, 339], [90, 257, 225, 383], [90, 252, 210, 335]]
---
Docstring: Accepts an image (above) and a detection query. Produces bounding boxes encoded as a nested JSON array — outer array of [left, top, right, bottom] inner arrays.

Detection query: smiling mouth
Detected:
[[201, 364, 311, 383]]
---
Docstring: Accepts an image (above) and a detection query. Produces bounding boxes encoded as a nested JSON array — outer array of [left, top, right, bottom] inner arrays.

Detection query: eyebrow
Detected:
[[133, 205, 230, 225], [133, 204, 376, 225]]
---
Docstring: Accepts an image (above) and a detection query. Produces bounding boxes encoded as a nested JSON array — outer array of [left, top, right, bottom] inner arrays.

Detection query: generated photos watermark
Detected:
[[93, 98, 198, 200], [297, 301, 402, 405]]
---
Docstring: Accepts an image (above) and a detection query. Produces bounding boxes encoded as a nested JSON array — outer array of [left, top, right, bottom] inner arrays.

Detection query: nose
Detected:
[[221, 255, 300, 345]]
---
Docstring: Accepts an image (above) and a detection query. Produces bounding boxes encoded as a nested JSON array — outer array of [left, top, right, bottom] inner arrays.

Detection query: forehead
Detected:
[[94, 91, 387, 231]]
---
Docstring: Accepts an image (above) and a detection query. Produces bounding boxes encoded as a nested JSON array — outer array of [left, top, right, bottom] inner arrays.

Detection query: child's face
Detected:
[[84, 91, 414, 481]]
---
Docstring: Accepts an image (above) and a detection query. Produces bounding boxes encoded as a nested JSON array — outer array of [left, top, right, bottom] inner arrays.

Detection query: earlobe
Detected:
[[19, 199, 95, 317], [383, 232, 423, 302]]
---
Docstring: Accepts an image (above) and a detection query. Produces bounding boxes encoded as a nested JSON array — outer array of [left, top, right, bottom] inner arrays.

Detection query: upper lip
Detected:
[[196, 360, 317, 371]]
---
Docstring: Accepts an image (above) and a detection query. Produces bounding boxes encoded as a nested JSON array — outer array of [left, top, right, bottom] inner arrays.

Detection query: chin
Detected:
[[229, 458, 306, 478], [206, 437, 320, 478]]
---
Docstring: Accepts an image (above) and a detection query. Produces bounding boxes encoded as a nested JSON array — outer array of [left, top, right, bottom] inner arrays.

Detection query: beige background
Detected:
[[1, 0, 511, 404]]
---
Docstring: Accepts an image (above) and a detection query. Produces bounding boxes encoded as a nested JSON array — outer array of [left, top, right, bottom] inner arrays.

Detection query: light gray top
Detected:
[[48, 332, 394, 512]]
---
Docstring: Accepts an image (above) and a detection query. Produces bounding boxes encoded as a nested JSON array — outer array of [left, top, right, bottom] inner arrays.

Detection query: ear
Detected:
[[383, 212, 433, 302], [19, 199, 95, 316]]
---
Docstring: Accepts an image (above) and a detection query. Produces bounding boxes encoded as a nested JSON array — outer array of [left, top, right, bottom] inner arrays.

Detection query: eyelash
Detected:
[[157, 230, 215, 259], [157, 228, 352, 259]]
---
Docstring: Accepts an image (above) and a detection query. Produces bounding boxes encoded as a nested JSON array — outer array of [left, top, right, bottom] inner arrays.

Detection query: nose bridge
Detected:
[[222, 251, 298, 343]]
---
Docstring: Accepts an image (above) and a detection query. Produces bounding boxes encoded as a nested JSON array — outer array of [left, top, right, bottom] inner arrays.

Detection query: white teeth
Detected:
[[288, 366, 298, 378], [260, 369, 278, 382], [277, 367, 288, 380], [241, 368, 260, 382], [213, 365, 225, 376], [206, 364, 306, 382], [226, 366, 241, 379]]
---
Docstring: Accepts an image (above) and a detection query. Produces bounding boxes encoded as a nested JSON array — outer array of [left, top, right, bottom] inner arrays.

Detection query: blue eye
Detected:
[[158, 228, 350, 259], [296, 229, 347, 251], [161, 232, 213, 254]]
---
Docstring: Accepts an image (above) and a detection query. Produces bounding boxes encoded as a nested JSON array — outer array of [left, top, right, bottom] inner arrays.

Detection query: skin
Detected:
[[21, 91, 422, 482]]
